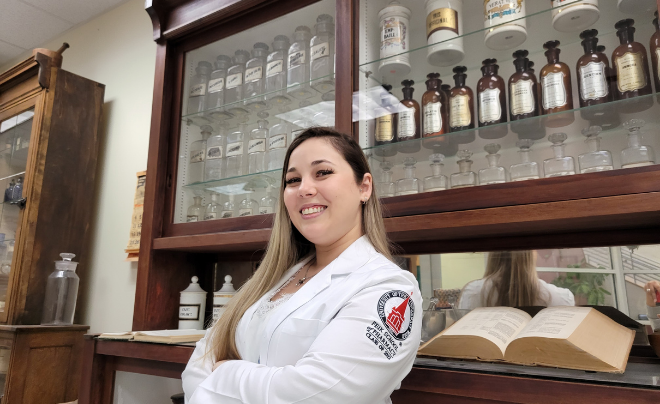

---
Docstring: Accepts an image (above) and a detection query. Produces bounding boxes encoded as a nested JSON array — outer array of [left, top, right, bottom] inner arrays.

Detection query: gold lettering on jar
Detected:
[[450, 94, 471, 127], [542, 71, 567, 109], [376, 115, 394, 141], [426, 8, 458, 38], [579, 62, 608, 100], [616, 52, 647, 92], [510, 79, 535, 115]]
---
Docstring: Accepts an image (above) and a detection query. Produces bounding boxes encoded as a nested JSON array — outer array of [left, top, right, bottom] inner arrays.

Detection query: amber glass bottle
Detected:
[[541, 40, 574, 128], [398, 80, 421, 154], [509, 50, 538, 121], [612, 19, 653, 112], [650, 11, 660, 93], [422, 73, 450, 150], [477, 58, 507, 139], [448, 66, 474, 145], [577, 30, 612, 107], [374, 84, 397, 156]]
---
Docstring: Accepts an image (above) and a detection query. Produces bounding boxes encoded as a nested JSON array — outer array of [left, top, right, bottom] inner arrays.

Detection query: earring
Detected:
[[361, 199, 367, 205]]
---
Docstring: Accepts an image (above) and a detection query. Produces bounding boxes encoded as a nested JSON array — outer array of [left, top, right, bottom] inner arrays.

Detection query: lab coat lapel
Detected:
[[261, 236, 375, 363]]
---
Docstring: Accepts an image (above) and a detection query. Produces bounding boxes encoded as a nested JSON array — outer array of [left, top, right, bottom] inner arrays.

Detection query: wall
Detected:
[[1, 0, 183, 402]]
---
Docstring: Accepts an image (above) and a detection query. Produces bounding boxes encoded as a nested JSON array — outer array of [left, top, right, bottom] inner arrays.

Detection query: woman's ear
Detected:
[[360, 173, 373, 201]]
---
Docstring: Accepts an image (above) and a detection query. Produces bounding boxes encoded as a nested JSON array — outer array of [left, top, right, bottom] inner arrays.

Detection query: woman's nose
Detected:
[[298, 176, 317, 198]]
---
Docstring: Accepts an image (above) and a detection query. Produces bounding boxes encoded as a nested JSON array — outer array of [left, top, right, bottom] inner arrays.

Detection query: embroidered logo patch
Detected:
[[377, 290, 414, 341]]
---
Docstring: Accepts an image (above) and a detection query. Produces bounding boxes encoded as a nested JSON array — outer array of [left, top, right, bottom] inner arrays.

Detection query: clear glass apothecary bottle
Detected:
[[41, 253, 80, 325]]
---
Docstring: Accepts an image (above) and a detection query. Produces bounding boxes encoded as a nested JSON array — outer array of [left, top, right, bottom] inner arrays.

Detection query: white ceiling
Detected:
[[0, 0, 130, 66]]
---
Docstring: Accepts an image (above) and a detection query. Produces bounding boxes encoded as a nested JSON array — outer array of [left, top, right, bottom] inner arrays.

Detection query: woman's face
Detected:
[[283, 138, 372, 247]]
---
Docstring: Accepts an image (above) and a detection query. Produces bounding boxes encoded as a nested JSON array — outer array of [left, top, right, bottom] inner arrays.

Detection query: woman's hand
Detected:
[[644, 280, 660, 307], [212, 360, 228, 371]]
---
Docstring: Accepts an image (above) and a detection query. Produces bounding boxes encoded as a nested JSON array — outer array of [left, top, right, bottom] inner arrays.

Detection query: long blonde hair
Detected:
[[209, 127, 392, 361], [481, 251, 547, 307]]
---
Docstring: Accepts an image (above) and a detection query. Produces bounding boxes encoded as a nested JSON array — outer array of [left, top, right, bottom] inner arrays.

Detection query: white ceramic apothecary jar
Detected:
[[552, 0, 599, 33], [378, 1, 412, 76], [179, 276, 207, 330], [484, 0, 527, 51], [425, 0, 464, 66], [213, 275, 237, 323]]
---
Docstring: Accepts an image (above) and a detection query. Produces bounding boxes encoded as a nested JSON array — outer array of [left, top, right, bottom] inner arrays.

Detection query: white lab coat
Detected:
[[457, 278, 575, 310], [182, 236, 422, 404]]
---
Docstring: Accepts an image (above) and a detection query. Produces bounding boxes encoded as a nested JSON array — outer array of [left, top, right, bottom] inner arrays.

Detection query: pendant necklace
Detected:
[[296, 259, 315, 286]]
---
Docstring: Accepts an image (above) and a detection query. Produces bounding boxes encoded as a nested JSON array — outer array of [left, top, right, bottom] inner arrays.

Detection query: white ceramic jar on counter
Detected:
[[213, 275, 237, 323], [378, 1, 412, 76], [425, 0, 464, 67], [552, 0, 599, 33], [484, 0, 527, 51], [179, 276, 207, 330]]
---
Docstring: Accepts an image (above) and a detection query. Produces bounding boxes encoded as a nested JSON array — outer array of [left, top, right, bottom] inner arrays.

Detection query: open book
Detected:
[[418, 306, 635, 373], [98, 329, 206, 344]]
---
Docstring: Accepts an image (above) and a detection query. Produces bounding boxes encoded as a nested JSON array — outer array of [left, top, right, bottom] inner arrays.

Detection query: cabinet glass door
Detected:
[[0, 109, 32, 312], [355, 0, 660, 197], [175, 0, 337, 223]]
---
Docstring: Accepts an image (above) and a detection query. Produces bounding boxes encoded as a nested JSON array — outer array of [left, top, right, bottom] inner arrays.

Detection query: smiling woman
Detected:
[[182, 127, 422, 404]]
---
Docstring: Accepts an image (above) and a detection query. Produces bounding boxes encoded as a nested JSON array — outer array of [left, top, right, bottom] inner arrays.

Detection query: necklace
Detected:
[[296, 259, 315, 286]]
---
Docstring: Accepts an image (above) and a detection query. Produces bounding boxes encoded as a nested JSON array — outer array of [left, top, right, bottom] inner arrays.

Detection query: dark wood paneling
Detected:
[[335, 0, 354, 134], [115, 356, 187, 379], [153, 228, 271, 252], [95, 339, 194, 364], [167, 213, 273, 236]]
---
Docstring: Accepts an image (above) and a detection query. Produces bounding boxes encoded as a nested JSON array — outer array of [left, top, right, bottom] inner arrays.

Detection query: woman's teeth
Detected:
[[302, 206, 326, 215]]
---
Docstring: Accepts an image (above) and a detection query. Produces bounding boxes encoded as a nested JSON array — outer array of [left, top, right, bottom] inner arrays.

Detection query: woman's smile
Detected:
[[300, 204, 327, 219]]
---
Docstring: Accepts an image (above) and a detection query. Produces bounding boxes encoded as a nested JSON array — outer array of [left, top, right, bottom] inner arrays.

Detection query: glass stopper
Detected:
[[316, 14, 334, 23], [457, 149, 473, 161], [548, 133, 568, 145], [60, 253, 76, 261], [403, 157, 417, 167], [429, 153, 445, 164], [624, 119, 645, 132], [295, 26, 312, 33], [581, 126, 602, 138], [484, 143, 501, 155], [516, 139, 534, 149], [380, 161, 393, 171], [200, 125, 213, 134]]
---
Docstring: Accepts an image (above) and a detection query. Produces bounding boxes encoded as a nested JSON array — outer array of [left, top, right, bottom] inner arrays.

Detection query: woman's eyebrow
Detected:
[[287, 159, 335, 173]]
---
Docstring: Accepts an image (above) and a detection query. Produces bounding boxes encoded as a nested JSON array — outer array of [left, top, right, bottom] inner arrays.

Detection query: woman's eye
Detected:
[[316, 169, 334, 177], [285, 177, 301, 185]]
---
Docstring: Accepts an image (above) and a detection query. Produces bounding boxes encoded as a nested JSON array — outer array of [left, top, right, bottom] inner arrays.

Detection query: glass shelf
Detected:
[[364, 94, 660, 192], [184, 169, 281, 195]]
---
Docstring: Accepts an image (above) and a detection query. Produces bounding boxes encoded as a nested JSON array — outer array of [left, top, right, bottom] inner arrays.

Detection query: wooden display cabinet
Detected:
[[130, 0, 660, 402], [0, 47, 104, 325]]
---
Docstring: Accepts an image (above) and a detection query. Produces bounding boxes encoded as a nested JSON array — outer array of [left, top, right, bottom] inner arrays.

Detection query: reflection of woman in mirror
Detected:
[[644, 280, 660, 331], [457, 251, 574, 310]]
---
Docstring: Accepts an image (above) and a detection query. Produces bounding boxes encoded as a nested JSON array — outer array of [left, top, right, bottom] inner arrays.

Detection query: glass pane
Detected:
[[622, 245, 660, 323], [175, 0, 336, 223], [0, 345, 9, 399], [0, 109, 32, 312], [356, 0, 659, 197]]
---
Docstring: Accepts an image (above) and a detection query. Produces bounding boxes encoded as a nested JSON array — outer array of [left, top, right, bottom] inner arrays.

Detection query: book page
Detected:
[[515, 307, 591, 340], [135, 329, 206, 337], [442, 307, 532, 352]]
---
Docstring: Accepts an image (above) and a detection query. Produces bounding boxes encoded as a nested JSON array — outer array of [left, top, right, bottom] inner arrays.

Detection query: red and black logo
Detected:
[[377, 290, 414, 341]]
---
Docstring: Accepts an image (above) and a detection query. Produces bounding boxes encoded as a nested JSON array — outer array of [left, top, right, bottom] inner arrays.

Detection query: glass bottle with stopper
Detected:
[[422, 73, 449, 150], [187, 61, 212, 115], [540, 40, 574, 128], [204, 193, 221, 221], [651, 11, 660, 93], [510, 139, 540, 181], [578, 126, 613, 173], [188, 125, 212, 184], [479, 143, 507, 185], [376, 161, 396, 198], [244, 42, 270, 111], [221, 194, 236, 218], [187, 196, 204, 222], [395, 157, 420, 196], [621, 119, 655, 168], [287, 26, 313, 99], [576, 30, 611, 108], [397, 80, 420, 153], [260, 184, 277, 214], [267, 109, 290, 170], [449, 66, 475, 137], [374, 84, 398, 157], [423, 154, 448, 192], [41, 253, 80, 325], [248, 115, 269, 174], [543, 133, 575, 177], [477, 58, 507, 139], [239, 193, 259, 217], [310, 14, 335, 93], [226, 123, 248, 177], [509, 50, 538, 121], [612, 19, 653, 112], [451, 150, 477, 188], [225, 50, 251, 113], [266, 35, 292, 106], [204, 125, 226, 181], [206, 55, 232, 113]]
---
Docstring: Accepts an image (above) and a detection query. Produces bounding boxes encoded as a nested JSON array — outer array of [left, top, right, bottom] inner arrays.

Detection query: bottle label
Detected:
[[221, 211, 234, 218], [269, 134, 287, 150], [375, 115, 394, 141], [485, 0, 524, 23], [244, 66, 263, 83], [579, 61, 608, 101], [208, 78, 224, 93], [616, 52, 647, 92], [239, 208, 253, 217], [510, 79, 535, 115], [179, 304, 200, 320], [260, 206, 274, 214], [479, 88, 502, 123], [189, 83, 206, 97], [398, 190, 418, 196], [204, 212, 217, 220], [311, 42, 330, 61], [226, 142, 244, 157], [450, 94, 471, 127], [226, 73, 242, 89], [267, 60, 283, 77], [206, 146, 223, 160], [423, 101, 442, 134], [398, 108, 416, 139], [426, 8, 458, 38], [186, 215, 199, 223], [190, 149, 205, 163], [542, 71, 567, 109], [381, 17, 406, 55], [248, 139, 266, 153], [212, 306, 225, 321], [289, 50, 306, 67]]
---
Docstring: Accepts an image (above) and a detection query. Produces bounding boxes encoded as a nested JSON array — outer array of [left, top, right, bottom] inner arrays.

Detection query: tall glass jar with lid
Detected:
[[288, 26, 313, 99], [310, 14, 335, 93]]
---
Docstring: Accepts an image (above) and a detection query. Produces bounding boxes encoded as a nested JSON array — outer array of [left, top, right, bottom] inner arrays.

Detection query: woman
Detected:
[[644, 280, 660, 331], [458, 251, 574, 309], [182, 128, 422, 403]]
